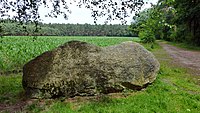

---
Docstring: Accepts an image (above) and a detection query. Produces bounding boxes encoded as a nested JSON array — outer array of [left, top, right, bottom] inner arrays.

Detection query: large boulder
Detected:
[[23, 41, 160, 98]]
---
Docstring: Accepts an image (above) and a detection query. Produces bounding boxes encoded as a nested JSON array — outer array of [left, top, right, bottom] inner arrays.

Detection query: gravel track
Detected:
[[159, 42, 200, 76]]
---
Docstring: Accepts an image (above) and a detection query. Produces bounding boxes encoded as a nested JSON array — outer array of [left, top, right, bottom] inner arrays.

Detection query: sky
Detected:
[[39, 0, 158, 25]]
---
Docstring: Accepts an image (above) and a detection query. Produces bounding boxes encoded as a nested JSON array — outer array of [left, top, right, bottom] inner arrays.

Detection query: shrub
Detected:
[[139, 30, 155, 43]]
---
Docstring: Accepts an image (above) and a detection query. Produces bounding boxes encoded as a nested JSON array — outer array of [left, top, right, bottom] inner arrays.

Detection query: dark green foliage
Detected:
[[130, 8, 159, 43], [130, 0, 200, 46], [139, 29, 155, 43], [42, 23, 136, 37], [0, 19, 136, 37], [173, 0, 200, 46]]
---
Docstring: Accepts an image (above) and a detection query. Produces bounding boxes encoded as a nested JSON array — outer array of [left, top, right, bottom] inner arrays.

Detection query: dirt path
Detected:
[[159, 42, 200, 76]]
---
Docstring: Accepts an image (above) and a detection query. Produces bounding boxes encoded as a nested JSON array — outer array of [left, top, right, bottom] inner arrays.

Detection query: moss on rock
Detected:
[[23, 40, 160, 98]]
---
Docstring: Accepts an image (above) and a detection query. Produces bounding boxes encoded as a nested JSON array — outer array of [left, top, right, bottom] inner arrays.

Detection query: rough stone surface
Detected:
[[22, 41, 160, 98]]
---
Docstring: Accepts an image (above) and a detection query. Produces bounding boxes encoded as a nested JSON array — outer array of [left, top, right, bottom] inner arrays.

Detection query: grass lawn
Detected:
[[0, 36, 200, 112]]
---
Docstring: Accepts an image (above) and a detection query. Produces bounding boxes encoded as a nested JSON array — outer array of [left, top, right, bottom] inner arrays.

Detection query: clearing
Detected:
[[1, 37, 200, 112]]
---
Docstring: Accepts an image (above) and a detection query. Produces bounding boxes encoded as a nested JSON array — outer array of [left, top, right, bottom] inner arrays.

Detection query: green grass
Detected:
[[0, 36, 200, 113], [0, 74, 23, 104], [0, 36, 138, 73]]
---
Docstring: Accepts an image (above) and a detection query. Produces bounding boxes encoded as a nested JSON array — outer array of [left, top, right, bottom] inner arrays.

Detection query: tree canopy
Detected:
[[0, 0, 145, 24]]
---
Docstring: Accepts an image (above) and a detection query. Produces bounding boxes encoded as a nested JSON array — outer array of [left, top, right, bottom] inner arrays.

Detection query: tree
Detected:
[[130, 0, 200, 46], [0, 0, 145, 24], [130, 8, 160, 43], [173, 0, 200, 45], [130, 0, 176, 43]]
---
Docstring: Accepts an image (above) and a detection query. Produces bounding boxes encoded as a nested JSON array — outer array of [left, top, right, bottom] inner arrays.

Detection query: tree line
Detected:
[[130, 0, 200, 46], [0, 19, 136, 37]]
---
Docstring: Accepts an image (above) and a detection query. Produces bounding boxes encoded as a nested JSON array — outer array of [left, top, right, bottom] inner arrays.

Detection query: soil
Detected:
[[0, 99, 31, 113], [159, 42, 200, 76]]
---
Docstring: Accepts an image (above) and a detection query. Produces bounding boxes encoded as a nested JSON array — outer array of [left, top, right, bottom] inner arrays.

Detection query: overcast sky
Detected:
[[39, 0, 158, 25]]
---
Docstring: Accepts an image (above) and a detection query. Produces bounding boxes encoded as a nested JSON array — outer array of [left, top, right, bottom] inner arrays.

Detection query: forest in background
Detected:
[[0, 19, 136, 37]]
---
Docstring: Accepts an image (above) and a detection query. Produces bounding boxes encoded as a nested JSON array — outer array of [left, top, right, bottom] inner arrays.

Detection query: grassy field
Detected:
[[0, 36, 139, 73], [0, 36, 200, 112]]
